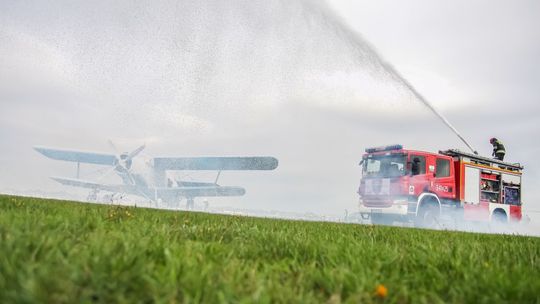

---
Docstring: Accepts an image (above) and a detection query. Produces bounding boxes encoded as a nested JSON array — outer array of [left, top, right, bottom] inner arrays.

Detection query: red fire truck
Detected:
[[357, 145, 523, 227]]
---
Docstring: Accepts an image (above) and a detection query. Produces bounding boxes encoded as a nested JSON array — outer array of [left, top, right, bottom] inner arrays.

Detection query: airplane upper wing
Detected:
[[34, 146, 116, 166], [50, 177, 132, 193], [152, 157, 278, 171]]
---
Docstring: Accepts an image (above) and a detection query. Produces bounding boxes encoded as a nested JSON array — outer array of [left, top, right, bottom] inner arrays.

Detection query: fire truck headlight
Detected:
[[393, 199, 408, 206]]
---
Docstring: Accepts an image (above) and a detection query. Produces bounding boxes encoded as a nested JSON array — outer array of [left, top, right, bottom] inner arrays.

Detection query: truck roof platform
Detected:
[[440, 149, 523, 172]]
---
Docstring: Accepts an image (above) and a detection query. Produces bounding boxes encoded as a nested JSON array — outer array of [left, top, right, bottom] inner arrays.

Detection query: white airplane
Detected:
[[34, 143, 278, 209]]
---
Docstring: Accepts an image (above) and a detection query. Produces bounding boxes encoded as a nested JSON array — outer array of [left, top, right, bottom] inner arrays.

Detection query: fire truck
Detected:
[[357, 145, 523, 227]]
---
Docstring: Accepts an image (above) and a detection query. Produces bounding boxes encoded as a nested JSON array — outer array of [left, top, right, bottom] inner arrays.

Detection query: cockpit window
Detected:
[[363, 154, 406, 178]]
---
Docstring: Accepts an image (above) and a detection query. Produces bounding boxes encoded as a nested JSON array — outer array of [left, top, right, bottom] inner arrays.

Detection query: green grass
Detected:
[[1, 195, 539, 303]]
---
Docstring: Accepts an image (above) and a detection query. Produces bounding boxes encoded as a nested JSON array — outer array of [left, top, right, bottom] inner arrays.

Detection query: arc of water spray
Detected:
[[319, 3, 477, 154], [382, 63, 478, 154]]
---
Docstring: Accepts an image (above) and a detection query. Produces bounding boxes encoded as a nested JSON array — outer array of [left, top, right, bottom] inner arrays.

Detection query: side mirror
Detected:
[[406, 161, 413, 176]]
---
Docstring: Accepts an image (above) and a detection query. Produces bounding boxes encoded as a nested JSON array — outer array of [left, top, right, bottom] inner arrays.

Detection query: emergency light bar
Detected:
[[365, 144, 403, 153]]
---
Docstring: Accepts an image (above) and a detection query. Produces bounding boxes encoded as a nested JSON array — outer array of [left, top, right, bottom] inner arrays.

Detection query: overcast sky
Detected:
[[1, 0, 539, 215]]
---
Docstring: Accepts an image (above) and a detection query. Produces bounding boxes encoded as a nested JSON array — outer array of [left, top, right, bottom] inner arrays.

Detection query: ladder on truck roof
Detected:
[[439, 149, 523, 172]]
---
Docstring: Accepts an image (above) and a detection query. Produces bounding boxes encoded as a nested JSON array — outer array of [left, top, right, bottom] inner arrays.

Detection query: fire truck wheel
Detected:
[[491, 210, 508, 224], [371, 213, 393, 226], [415, 202, 440, 228]]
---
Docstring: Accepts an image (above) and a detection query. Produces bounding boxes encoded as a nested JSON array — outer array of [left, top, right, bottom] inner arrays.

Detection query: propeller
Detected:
[[98, 141, 146, 185], [107, 140, 145, 171], [127, 144, 146, 160]]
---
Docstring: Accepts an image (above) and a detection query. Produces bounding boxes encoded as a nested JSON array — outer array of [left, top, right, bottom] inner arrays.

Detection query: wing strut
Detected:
[[214, 170, 222, 185]]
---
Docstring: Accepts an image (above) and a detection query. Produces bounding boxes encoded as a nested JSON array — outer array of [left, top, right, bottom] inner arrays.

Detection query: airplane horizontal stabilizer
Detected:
[[176, 181, 217, 187], [152, 157, 278, 171], [34, 146, 116, 166]]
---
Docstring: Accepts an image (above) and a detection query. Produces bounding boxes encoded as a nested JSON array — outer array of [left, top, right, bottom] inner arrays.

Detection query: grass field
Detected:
[[1, 195, 539, 303]]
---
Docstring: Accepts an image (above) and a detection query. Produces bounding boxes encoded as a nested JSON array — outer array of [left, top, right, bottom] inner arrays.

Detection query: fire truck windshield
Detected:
[[362, 154, 406, 178]]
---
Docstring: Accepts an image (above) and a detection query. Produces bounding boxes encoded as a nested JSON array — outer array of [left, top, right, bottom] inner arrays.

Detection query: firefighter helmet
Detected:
[[490, 137, 497, 144]]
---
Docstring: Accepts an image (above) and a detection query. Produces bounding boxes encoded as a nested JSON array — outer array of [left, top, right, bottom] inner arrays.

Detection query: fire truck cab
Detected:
[[357, 145, 523, 227]]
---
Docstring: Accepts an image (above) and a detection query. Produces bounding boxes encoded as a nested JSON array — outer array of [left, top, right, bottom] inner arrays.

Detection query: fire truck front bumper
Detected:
[[358, 198, 410, 218]]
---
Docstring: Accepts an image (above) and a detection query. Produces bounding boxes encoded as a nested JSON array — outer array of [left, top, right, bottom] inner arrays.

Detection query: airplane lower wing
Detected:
[[152, 157, 278, 171], [156, 186, 246, 200], [50, 177, 133, 193], [34, 146, 116, 166], [51, 176, 245, 201]]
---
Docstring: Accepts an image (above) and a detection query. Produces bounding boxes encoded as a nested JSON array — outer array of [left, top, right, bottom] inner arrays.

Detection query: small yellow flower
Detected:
[[374, 284, 388, 298]]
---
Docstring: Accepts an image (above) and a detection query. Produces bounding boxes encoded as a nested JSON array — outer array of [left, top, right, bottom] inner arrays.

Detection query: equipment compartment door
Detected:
[[464, 166, 480, 205]]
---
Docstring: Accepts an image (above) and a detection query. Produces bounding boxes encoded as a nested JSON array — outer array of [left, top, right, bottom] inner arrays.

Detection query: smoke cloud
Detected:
[[1, 0, 538, 236]]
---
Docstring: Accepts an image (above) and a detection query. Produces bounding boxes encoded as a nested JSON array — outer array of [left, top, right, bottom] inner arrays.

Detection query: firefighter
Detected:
[[490, 138, 506, 161], [411, 157, 421, 175]]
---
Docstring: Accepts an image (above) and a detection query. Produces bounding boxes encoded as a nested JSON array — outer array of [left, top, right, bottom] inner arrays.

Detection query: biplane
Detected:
[[34, 143, 278, 208]]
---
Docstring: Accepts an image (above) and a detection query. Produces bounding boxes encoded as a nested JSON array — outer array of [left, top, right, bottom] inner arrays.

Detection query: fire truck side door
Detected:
[[408, 154, 427, 196], [432, 157, 456, 199]]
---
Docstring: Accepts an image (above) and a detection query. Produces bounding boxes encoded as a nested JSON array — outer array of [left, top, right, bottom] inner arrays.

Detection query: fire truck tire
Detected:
[[371, 213, 393, 226], [415, 201, 440, 228], [491, 209, 507, 224]]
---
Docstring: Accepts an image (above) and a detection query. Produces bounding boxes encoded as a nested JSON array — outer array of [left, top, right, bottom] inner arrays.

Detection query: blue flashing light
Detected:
[[365, 144, 403, 153]]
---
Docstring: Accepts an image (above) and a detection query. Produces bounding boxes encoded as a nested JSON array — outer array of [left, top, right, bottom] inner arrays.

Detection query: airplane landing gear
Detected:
[[186, 198, 195, 210], [87, 189, 99, 202]]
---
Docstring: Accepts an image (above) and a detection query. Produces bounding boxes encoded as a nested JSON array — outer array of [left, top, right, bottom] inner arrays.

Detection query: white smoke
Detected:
[[0, 0, 538, 236]]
